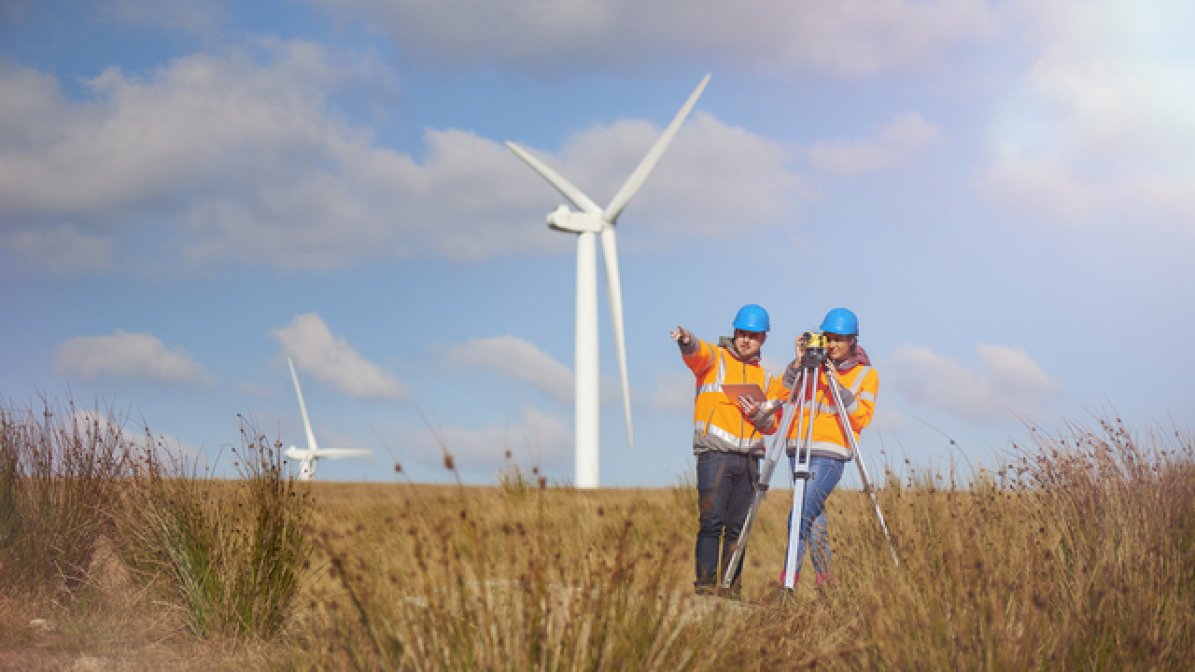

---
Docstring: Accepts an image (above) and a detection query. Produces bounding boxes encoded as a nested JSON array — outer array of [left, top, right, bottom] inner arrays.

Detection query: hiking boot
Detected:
[[718, 583, 743, 601]]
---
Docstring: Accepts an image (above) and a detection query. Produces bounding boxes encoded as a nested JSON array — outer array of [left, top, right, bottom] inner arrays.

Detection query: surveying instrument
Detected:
[[721, 332, 898, 592]]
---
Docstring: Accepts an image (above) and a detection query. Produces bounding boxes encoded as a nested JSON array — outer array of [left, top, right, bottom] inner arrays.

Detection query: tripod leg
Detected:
[[783, 467, 807, 590], [825, 369, 900, 567], [782, 373, 819, 590], [853, 449, 900, 567], [720, 368, 812, 590]]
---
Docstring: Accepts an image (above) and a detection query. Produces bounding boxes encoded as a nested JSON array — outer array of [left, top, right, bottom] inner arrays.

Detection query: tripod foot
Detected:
[[774, 586, 797, 607]]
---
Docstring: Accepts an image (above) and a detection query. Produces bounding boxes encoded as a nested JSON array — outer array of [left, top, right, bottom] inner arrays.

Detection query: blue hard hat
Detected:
[[819, 307, 859, 335], [732, 304, 770, 333]]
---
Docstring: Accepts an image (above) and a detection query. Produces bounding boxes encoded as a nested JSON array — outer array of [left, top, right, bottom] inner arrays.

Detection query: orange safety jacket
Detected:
[[682, 337, 775, 456], [767, 362, 879, 461]]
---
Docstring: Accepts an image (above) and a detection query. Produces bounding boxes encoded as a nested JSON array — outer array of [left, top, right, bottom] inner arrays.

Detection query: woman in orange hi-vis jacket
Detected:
[[747, 307, 878, 589], [671, 304, 779, 597]]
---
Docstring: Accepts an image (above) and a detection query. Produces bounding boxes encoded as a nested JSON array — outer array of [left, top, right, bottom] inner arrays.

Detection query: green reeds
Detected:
[[117, 416, 312, 639]]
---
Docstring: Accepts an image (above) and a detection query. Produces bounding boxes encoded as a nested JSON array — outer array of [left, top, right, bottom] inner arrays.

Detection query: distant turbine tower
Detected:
[[284, 357, 372, 481], [506, 73, 710, 489]]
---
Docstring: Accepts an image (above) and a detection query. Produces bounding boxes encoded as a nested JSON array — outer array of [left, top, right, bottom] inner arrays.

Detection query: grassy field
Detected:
[[2, 402, 1193, 670]]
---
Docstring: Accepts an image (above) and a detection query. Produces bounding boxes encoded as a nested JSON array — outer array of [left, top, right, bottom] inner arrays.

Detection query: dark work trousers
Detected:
[[694, 450, 760, 589]]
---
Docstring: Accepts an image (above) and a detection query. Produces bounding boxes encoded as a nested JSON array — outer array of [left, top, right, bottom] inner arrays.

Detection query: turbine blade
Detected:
[[604, 73, 710, 223], [599, 226, 634, 450], [314, 449, 373, 459], [505, 141, 603, 214], [288, 357, 319, 452]]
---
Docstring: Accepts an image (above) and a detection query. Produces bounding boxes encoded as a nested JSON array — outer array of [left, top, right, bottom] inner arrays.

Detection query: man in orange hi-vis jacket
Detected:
[[671, 304, 779, 597]]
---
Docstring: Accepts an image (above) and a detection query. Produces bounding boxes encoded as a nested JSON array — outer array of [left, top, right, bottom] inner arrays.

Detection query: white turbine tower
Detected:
[[284, 357, 372, 481], [506, 73, 710, 489]]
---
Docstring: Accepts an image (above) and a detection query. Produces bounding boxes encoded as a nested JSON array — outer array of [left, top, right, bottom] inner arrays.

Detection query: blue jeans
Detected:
[[786, 455, 844, 575], [695, 451, 759, 588]]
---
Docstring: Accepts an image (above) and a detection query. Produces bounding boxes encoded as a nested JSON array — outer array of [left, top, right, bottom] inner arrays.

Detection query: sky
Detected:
[[2, 0, 1193, 487]]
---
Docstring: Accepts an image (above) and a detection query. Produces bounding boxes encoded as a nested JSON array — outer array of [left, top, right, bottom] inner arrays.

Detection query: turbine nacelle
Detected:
[[547, 205, 604, 234]]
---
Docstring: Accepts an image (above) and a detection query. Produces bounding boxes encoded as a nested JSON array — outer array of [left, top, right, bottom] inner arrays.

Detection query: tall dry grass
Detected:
[[3, 399, 1192, 670], [292, 481, 741, 670], [287, 417, 1195, 671], [812, 416, 1195, 669], [0, 400, 137, 596]]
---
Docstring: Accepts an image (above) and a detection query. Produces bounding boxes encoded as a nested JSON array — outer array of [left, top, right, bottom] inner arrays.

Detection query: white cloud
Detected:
[[979, 154, 1099, 220], [438, 336, 643, 410], [316, 0, 998, 76], [889, 343, 1058, 423], [1, 226, 114, 273], [807, 112, 940, 175], [270, 312, 405, 400], [55, 331, 207, 384], [977, 343, 1055, 395], [395, 406, 571, 478], [70, 407, 202, 464], [981, 1, 1195, 226], [0, 45, 345, 219], [869, 406, 913, 432], [650, 370, 695, 412], [0, 48, 807, 273], [559, 112, 811, 238], [440, 336, 574, 401], [104, 0, 224, 35]]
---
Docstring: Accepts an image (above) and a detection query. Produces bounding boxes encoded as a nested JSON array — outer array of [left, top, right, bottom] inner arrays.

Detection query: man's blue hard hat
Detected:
[[819, 307, 859, 335], [732, 304, 770, 333]]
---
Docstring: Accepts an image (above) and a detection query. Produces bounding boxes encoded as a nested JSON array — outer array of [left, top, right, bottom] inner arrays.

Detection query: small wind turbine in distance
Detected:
[[506, 73, 711, 489], [284, 357, 372, 481]]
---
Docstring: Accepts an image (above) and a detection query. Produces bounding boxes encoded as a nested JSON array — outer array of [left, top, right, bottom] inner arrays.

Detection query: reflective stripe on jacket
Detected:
[[683, 338, 772, 456], [775, 364, 879, 461]]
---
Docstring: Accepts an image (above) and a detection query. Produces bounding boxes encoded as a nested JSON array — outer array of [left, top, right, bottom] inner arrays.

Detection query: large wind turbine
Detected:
[[506, 73, 710, 489], [284, 357, 372, 481]]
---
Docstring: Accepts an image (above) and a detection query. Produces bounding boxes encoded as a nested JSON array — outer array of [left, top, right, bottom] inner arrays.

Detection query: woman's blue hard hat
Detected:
[[819, 307, 859, 335]]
